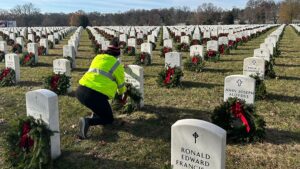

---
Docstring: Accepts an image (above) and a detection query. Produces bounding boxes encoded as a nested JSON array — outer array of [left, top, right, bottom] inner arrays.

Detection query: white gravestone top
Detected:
[[165, 52, 182, 69], [63, 45, 76, 68], [171, 119, 226, 169], [207, 40, 219, 51], [243, 57, 265, 80], [218, 37, 229, 45], [224, 75, 256, 104], [27, 43, 39, 63], [53, 59, 71, 76], [141, 43, 152, 54], [128, 38, 136, 48], [40, 38, 49, 54], [180, 36, 190, 44], [190, 45, 204, 59], [164, 39, 173, 49], [0, 41, 7, 53], [5, 53, 20, 82], [125, 65, 144, 107], [253, 48, 270, 62], [260, 43, 274, 56], [26, 89, 61, 159]]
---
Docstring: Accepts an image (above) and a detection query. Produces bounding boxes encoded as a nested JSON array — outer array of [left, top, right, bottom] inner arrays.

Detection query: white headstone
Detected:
[[119, 34, 127, 43], [28, 34, 35, 42], [190, 45, 204, 59], [253, 48, 270, 62], [53, 59, 71, 76], [260, 43, 273, 56], [63, 45, 76, 68], [243, 57, 265, 80], [48, 35, 55, 47], [101, 41, 110, 51], [141, 43, 152, 54], [5, 53, 20, 83], [40, 38, 49, 54], [0, 41, 7, 53], [16, 37, 24, 50], [224, 75, 256, 104], [26, 89, 61, 159], [180, 36, 190, 44], [218, 37, 229, 45], [171, 119, 226, 169], [165, 52, 182, 69], [9, 33, 16, 41], [164, 39, 173, 49], [128, 38, 136, 48], [207, 40, 219, 51], [125, 65, 144, 107], [27, 43, 39, 63]]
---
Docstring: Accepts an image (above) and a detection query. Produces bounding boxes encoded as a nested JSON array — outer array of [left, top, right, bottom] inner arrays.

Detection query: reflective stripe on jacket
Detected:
[[79, 54, 126, 99]]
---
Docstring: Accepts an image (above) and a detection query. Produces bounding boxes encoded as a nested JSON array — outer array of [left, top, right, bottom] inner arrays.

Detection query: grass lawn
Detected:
[[0, 26, 299, 169]]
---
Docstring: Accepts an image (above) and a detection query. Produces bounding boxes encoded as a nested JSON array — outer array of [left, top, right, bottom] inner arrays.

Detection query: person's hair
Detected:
[[104, 37, 120, 57]]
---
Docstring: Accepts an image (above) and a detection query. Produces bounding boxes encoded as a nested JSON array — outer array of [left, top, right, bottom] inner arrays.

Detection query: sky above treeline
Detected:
[[0, 0, 282, 13]]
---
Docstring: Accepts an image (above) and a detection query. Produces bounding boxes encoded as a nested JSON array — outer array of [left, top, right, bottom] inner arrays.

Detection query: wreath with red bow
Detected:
[[157, 65, 183, 88], [112, 83, 142, 114], [135, 52, 151, 66], [123, 46, 136, 56], [250, 74, 267, 100], [219, 44, 230, 55], [137, 38, 143, 46], [228, 40, 237, 49], [190, 39, 201, 45], [38, 46, 47, 56], [7, 39, 15, 46], [184, 56, 205, 72], [160, 47, 172, 58], [176, 43, 189, 52], [0, 67, 16, 87], [12, 44, 23, 54], [204, 50, 220, 62], [4, 116, 54, 169], [0, 50, 5, 62], [44, 73, 71, 95], [119, 41, 127, 49], [20, 52, 36, 66], [211, 97, 266, 142]]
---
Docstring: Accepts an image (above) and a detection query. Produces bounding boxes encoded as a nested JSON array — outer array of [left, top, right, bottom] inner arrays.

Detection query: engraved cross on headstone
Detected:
[[252, 60, 256, 65], [193, 132, 199, 144], [236, 79, 243, 87]]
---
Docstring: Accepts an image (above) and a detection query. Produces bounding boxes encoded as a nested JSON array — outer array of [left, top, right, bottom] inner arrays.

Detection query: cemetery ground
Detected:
[[0, 26, 299, 169]]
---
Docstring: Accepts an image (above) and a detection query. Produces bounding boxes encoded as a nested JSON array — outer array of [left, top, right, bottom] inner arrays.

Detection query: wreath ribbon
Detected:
[[231, 101, 251, 133], [19, 122, 34, 150], [164, 67, 175, 84]]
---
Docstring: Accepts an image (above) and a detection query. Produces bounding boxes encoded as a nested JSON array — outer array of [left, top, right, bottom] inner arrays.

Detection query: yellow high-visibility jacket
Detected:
[[79, 54, 126, 99]]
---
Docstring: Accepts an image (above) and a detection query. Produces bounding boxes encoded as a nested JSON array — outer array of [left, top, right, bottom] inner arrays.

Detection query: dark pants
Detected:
[[76, 85, 114, 126]]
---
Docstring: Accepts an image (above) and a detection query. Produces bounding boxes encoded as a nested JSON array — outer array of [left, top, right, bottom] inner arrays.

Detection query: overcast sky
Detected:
[[0, 0, 282, 13]]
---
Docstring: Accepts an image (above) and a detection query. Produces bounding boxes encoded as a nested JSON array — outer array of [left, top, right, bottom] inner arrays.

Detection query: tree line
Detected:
[[0, 0, 299, 27]]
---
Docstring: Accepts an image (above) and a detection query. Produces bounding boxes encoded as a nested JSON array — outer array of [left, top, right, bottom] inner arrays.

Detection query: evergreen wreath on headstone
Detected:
[[44, 73, 71, 95], [184, 56, 205, 72], [20, 52, 36, 67], [157, 65, 183, 88], [4, 116, 54, 169], [0, 67, 16, 87], [211, 97, 266, 142]]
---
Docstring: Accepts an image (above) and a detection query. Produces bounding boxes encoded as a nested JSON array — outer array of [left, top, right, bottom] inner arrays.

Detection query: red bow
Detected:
[[164, 67, 175, 84], [192, 57, 199, 64], [228, 40, 235, 47], [231, 101, 251, 133], [219, 45, 225, 54], [51, 74, 60, 91], [140, 53, 146, 62], [0, 68, 11, 81], [207, 50, 216, 57], [19, 122, 34, 150]]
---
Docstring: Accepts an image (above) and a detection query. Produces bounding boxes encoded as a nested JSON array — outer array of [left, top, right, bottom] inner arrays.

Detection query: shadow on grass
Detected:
[[265, 128, 300, 144], [203, 68, 235, 73], [219, 59, 243, 63], [278, 76, 300, 81], [276, 63, 300, 68], [37, 62, 52, 67], [73, 67, 88, 72], [266, 93, 300, 103], [18, 80, 43, 87], [53, 150, 156, 169], [182, 81, 222, 89]]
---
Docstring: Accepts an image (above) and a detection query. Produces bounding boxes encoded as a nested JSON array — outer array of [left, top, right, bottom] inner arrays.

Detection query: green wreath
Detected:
[[48, 41, 54, 49], [135, 52, 151, 66], [12, 44, 23, 54], [44, 73, 71, 95], [20, 52, 36, 67], [123, 46, 136, 56], [0, 67, 16, 87], [64, 56, 73, 69], [250, 74, 267, 100], [157, 65, 183, 88], [4, 116, 54, 169], [184, 56, 205, 72], [211, 97, 266, 142], [112, 83, 142, 114], [176, 43, 189, 52], [265, 60, 276, 79]]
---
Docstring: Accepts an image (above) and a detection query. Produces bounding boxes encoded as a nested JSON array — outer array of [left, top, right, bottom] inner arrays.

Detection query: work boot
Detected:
[[79, 117, 89, 139]]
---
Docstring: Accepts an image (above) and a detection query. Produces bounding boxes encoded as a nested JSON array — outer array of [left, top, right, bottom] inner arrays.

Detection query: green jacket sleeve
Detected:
[[113, 64, 126, 95]]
